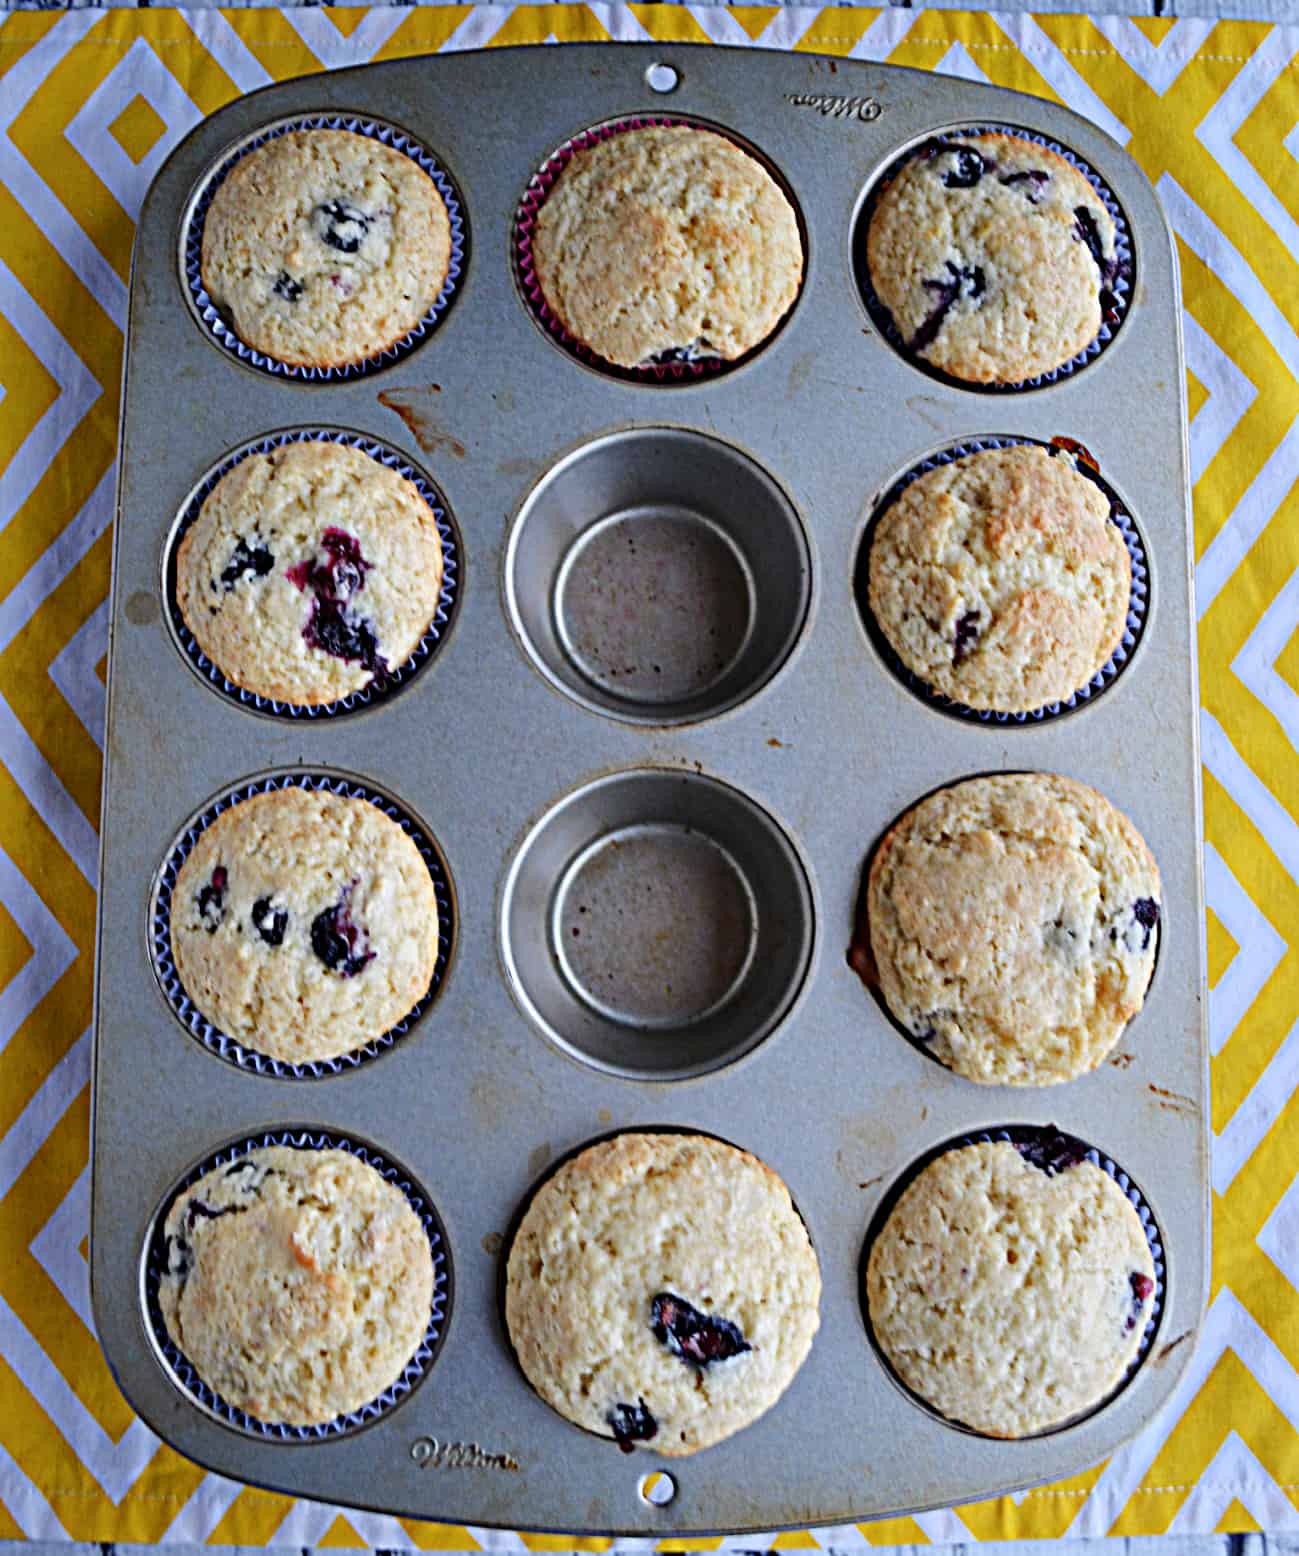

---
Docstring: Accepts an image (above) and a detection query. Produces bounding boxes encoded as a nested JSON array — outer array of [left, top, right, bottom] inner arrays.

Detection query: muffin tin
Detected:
[[93, 42, 1208, 1534]]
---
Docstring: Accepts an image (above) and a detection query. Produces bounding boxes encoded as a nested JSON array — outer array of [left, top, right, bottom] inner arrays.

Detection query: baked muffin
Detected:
[[866, 133, 1120, 384], [866, 1138, 1155, 1436], [530, 126, 802, 368], [170, 786, 438, 1065], [158, 1146, 434, 1426], [868, 444, 1130, 713], [505, 1132, 820, 1455], [859, 773, 1160, 1085], [200, 128, 452, 369], [176, 440, 444, 706]]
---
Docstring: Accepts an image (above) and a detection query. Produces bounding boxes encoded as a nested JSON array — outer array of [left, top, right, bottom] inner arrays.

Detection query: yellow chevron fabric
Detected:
[[0, 3, 1297, 1545]]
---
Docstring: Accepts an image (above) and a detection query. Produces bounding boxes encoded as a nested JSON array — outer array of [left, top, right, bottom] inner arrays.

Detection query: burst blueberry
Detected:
[[1015, 1130, 1087, 1177], [251, 896, 288, 948], [310, 885, 374, 978], [312, 199, 371, 254], [607, 1398, 657, 1453], [287, 527, 370, 602], [952, 608, 981, 666], [1131, 897, 1160, 951], [196, 866, 227, 932], [942, 147, 986, 189], [308, 603, 383, 670], [272, 270, 303, 302], [287, 529, 386, 677], [912, 262, 986, 353], [999, 169, 1050, 203], [219, 539, 274, 592], [1126, 1270, 1155, 1331], [651, 1293, 751, 1369], [1073, 205, 1123, 322]]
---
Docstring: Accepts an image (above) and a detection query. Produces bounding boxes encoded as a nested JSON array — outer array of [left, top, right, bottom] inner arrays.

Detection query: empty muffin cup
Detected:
[[506, 428, 810, 727], [500, 769, 814, 1079]]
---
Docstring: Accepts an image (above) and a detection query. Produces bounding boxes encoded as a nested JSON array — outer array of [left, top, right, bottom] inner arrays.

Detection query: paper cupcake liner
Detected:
[[144, 1127, 451, 1440], [184, 114, 467, 381], [513, 116, 801, 385], [863, 1123, 1165, 1437], [151, 772, 455, 1080], [165, 429, 460, 719], [855, 124, 1134, 393], [859, 434, 1149, 724]]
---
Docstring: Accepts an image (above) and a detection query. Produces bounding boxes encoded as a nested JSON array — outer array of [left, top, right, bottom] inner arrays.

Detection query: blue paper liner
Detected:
[[184, 114, 466, 380], [855, 124, 1134, 392], [151, 772, 455, 1080], [862, 1123, 1165, 1438], [166, 429, 460, 719], [514, 115, 803, 385], [144, 1127, 451, 1440], [857, 434, 1149, 724]]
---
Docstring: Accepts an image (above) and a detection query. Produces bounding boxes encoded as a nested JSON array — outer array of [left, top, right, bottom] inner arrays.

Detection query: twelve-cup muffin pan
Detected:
[[93, 42, 1208, 1535]]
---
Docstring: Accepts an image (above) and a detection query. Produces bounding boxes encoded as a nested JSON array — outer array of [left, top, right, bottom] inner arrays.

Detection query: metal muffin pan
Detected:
[[93, 42, 1208, 1535]]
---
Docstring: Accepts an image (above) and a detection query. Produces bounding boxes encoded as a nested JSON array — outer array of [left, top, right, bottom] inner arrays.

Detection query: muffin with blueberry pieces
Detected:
[[857, 773, 1160, 1086], [867, 1136, 1156, 1436], [868, 444, 1131, 714], [200, 128, 451, 369], [159, 1146, 433, 1426], [176, 440, 444, 707], [531, 125, 803, 369], [866, 133, 1122, 384], [505, 1132, 820, 1455], [170, 787, 438, 1065]]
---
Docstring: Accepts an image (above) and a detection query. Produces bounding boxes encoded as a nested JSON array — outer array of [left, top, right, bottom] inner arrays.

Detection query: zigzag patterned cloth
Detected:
[[1, 3, 1297, 1546]]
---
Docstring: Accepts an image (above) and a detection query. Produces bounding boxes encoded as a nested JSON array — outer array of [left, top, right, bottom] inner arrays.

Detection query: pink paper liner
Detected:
[[514, 116, 801, 384]]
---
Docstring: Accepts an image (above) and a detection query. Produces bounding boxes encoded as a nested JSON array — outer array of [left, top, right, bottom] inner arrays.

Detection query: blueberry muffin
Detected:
[[866, 133, 1120, 384], [200, 129, 452, 369], [505, 1132, 820, 1455], [869, 445, 1130, 713], [858, 773, 1160, 1085], [530, 126, 803, 369], [170, 787, 438, 1065], [159, 1146, 433, 1426], [867, 1137, 1155, 1436], [176, 440, 444, 706]]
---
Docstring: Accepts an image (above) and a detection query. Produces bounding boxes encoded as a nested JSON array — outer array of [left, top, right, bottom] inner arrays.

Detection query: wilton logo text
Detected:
[[410, 1437, 521, 1472], [784, 92, 883, 123]]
